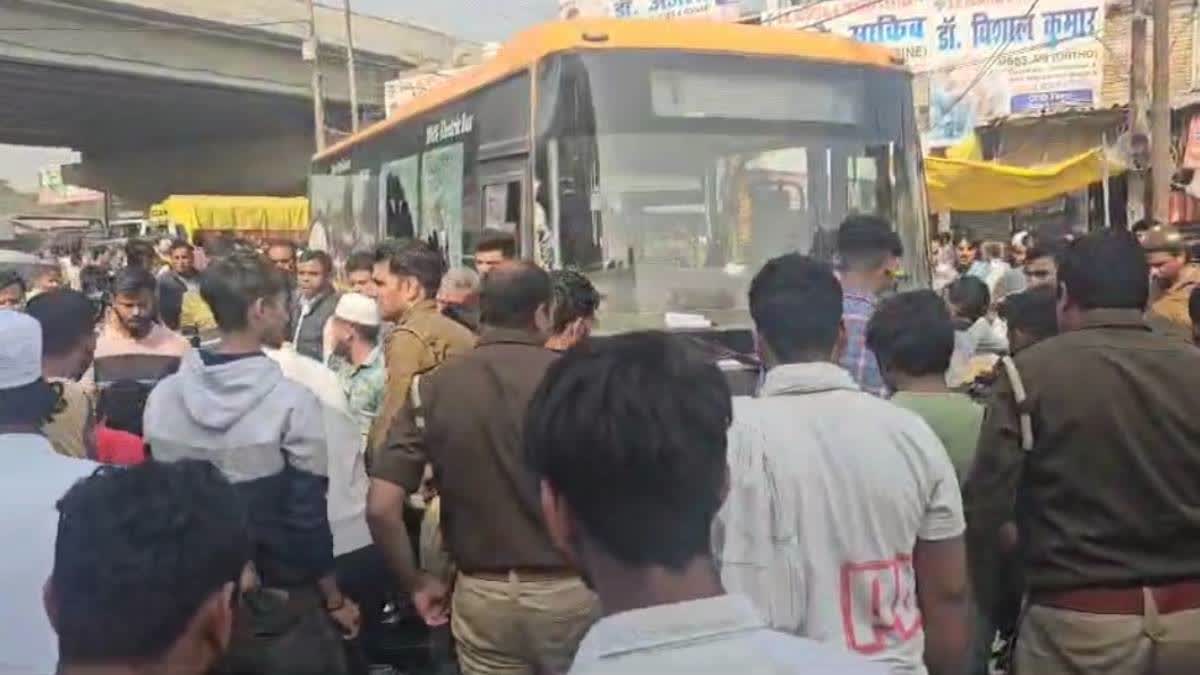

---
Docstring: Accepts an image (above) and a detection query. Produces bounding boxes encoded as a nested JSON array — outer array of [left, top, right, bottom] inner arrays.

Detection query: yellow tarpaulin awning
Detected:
[[925, 147, 1125, 213]]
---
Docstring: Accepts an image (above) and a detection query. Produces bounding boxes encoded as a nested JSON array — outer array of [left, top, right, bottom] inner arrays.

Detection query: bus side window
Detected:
[[471, 164, 524, 269], [482, 181, 521, 233], [385, 173, 416, 239]]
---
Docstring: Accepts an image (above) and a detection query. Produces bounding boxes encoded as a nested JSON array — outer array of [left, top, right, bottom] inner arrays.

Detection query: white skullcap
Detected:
[[333, 293, 381, 328], [0, 310, 43, 389]]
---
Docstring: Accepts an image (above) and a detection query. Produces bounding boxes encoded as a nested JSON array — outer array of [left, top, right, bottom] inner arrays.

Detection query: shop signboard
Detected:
[[767, 0, 1105, 146]]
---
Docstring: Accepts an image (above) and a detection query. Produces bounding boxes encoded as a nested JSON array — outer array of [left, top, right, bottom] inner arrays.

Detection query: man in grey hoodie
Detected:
[[143, 251, 361, 665]]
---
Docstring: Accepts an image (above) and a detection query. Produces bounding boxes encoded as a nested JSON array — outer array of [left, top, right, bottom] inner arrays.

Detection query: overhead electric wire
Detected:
[[797, 0, 891, 29]]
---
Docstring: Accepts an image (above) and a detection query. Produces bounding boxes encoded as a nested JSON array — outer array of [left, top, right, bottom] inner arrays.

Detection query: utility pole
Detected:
[[343, 0, 360, 133], [305, 0, 327, 152], [1127, 0, 1149, 226], [1150, 0, 1172, 223]]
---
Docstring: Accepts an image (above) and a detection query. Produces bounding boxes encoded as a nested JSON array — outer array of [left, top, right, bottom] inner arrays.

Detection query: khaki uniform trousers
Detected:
[[451, 571, 600, 675], [1015, 589, 1200, 675]]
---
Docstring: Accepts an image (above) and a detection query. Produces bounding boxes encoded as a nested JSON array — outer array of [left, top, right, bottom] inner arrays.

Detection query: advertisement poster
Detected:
[[561, 0, 742, 20], [768, 0, 1104, 146]]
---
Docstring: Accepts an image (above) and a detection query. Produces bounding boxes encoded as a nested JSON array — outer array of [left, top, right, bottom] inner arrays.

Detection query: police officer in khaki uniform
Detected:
[[365, 240, 475, 454], [371, 261, 598, 675], [967, 230, 1200, 675], [1140, 224, 1200, 338], [365, 239, 475, 609]]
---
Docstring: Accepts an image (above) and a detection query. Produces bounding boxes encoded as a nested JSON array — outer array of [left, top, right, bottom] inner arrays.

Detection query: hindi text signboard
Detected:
[[768, 0, 1104, 146]]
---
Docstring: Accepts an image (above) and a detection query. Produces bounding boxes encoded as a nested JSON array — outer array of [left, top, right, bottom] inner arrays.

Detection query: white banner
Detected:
[[561, 0, 742, 20], [768, 0, 1105, 146]]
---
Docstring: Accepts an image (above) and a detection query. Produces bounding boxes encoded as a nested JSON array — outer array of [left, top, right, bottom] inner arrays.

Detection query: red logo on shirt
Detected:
[[839, 555, 922, 654]]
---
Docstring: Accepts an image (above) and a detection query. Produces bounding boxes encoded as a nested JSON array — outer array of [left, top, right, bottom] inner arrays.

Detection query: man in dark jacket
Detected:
[[369, 261, 598, 675], [156, 240, 200, 331], [967, 229, 1200, 675], [143, 251, 359, 672], [292, 250, 341, 361]]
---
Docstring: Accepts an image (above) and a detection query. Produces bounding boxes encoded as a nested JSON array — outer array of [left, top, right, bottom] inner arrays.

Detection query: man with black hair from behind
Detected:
[[527, 330, 886, 674], [867, 290, 983, 480], [48, 461, 252, 675], [26, 290, 99, 461], [545, 269, 600, 352], [717, 254, 969, 675], [968, 229, 1200, 674]]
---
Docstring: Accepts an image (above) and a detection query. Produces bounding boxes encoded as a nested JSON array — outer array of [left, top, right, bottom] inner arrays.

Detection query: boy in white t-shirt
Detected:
[[715, 254, 970, 675]]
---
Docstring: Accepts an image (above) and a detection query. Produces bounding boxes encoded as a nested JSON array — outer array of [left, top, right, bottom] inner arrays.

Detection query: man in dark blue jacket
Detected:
[[143, 251, 359, 671]]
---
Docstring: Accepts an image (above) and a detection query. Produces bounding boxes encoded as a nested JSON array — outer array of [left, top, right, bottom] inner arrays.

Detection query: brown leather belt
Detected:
[[463, 568, 576, 582], [1031, 581, 1200, 615]]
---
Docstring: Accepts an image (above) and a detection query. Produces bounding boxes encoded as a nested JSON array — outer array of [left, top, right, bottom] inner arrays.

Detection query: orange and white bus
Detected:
[[312, 18, 930, 332]]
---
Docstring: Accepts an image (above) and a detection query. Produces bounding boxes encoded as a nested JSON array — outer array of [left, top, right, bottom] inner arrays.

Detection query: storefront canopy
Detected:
[[925, 147, 1125, 213]]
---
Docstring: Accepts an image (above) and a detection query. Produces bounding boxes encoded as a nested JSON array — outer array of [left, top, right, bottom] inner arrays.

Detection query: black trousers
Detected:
[[336, 544, 395, 672]]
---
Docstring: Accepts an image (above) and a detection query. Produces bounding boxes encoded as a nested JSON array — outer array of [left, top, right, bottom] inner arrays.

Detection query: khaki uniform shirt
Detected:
[[1147, 263, 1200, 336], [370, 328, 566, 573], [366, 299, 475, 455], [966, 309, 1200, 594], [42, 378, 95, 460]]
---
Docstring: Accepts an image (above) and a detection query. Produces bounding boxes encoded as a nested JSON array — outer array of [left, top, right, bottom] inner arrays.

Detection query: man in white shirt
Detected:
[[715, 254, 969, 675], [526, 331, 885, 675], [0, 310, 97, 674], [263, 335, 386, 670], [263, 343, 372, 561]]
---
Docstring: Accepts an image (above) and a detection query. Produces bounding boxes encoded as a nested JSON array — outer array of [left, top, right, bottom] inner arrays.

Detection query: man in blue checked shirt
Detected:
[[835, 215, 903, 398]]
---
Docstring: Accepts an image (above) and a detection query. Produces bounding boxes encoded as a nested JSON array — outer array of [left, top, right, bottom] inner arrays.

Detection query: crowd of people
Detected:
[[3, 214, 1200, 675]]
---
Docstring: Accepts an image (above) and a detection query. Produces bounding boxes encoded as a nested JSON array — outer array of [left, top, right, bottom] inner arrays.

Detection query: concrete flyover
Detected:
[[0, 0, 470, 206]]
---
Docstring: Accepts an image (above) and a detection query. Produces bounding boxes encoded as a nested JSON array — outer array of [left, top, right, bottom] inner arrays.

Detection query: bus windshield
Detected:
[[536, 50, 929, 332]]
